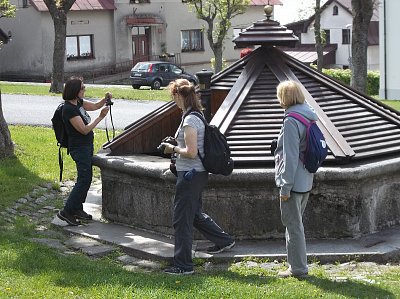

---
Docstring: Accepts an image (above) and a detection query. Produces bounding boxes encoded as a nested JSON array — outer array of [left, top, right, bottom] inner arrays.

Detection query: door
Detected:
[[132, 31, 149, 64]]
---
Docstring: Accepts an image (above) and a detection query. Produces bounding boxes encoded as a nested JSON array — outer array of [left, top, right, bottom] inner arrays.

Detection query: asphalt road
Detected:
[[1, 94, 165, 130]]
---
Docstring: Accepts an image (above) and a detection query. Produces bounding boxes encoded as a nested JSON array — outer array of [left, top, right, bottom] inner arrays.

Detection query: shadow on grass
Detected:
[[301, 274, 394, 298], [0, 156, 45, 208], [1, 228, 395, 298]]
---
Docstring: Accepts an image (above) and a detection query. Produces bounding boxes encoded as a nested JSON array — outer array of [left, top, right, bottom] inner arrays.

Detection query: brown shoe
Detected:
[[278, 269, 308, 278]]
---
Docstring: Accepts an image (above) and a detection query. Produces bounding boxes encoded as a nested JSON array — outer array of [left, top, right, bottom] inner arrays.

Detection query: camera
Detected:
[[157, 136, 177, 153], [105, 94, 114, 106]]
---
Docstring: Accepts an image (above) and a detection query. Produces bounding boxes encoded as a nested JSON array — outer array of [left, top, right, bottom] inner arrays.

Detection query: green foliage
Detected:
[[313, 68, 380, 96], [210, 57, 228, 72], [0, 0, 16, 18], [185, 0, 249, 72]]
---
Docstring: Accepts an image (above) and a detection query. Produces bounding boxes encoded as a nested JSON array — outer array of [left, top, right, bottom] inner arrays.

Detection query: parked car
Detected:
[[130, 61, 199, 90]]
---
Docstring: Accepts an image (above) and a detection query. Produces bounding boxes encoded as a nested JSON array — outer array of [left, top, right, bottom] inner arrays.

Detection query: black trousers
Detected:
[[173, 170, 233, 271]]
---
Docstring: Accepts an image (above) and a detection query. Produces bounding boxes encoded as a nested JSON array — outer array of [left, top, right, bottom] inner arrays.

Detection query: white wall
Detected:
[[301, 2, 354, 68], [379, 0, 400, 99]]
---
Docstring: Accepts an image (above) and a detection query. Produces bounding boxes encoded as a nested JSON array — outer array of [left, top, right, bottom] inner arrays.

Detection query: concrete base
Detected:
[[93, 152, 400, 240]]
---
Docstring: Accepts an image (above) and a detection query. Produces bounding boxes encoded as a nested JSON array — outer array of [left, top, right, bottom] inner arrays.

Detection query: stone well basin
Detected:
[[93, 151, 400, 240]]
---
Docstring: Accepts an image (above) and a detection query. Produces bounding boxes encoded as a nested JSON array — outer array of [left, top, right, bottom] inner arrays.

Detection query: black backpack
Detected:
[[190, 111, 234, 176], [51, 103, 69, 181]]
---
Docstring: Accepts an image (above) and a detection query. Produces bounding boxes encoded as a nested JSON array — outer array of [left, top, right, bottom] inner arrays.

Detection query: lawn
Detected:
[[0, 81, 171, 102], [0, 127, 399, 298], [0, 84, 400, 298]]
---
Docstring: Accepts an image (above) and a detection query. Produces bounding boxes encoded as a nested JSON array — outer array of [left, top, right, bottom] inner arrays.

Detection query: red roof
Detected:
[[30, 0, 115, 11]]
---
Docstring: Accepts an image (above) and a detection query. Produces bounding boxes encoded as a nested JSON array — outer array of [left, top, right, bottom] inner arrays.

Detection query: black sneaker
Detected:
[[164, 266, 194, 275], [206, 241, 236, 254], [74, 210, 93, 220], [57, 210, 80, 226]]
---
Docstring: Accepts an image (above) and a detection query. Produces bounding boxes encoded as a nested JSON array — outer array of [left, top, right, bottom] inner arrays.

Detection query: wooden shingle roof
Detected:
[[103, 8, 400, 169]]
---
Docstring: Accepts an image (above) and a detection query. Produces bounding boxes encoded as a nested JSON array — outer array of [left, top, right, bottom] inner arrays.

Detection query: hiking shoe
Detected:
[[57, 210, 80, 226], [164, 266, 194, 275], [74, 210, 93, 220], [206, 241, 236, 254], [278, 269, 308, 278]]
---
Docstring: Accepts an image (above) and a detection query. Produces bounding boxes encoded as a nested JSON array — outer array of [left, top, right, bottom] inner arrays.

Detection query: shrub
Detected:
[[320, 68, 379, 96]]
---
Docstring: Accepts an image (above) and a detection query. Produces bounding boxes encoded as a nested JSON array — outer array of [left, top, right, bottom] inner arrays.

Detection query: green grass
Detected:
[[1, 84, 400, 298], [0, 81, 171, 101], [0, 126, 108, 208], [0, 127, 399, 298]]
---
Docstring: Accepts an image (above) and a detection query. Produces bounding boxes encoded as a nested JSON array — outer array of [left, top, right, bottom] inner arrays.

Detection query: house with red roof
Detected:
[[0, 0, 282, 82]]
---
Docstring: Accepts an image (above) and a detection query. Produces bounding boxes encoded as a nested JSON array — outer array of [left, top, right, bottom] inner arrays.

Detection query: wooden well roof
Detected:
[[103, 9, 400, 168]]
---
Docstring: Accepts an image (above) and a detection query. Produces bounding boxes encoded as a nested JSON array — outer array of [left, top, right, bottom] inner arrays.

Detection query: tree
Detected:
[[186, 0, 249, 73], [350, 0, 376, 93], [43, 0, 76, 93], [0, 0, 15, 159], [314, 0, 324, 71]]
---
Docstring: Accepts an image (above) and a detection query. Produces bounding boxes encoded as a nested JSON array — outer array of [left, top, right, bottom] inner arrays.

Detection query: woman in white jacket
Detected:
[[274, 80, 317, 278]]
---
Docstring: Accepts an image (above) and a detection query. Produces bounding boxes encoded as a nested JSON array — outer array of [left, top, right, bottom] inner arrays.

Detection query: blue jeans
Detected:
[[64, 145, 93, 214]]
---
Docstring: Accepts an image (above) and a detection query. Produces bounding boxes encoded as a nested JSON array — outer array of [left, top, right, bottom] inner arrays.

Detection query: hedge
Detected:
[[321, 68, 379, 96]]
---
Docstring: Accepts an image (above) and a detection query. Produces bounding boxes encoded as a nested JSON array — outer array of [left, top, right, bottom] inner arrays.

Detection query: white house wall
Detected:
[[379, 0, 400, 99], [0, 4, 50, 77], [298, 1, 379, 71], [0, 0, 276, 79]]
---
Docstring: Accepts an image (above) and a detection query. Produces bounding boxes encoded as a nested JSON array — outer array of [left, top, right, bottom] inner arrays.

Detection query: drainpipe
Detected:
[[196, 69, 214, 122], [383, 0, 387, 99]]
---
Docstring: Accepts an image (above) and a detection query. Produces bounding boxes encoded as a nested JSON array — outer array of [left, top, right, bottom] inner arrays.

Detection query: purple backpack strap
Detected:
[[286, 112, 312, 127]]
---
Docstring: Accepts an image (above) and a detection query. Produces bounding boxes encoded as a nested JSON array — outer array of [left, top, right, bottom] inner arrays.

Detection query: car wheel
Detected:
[[151, 79, 162, 90], [132, 84, 141, 89]]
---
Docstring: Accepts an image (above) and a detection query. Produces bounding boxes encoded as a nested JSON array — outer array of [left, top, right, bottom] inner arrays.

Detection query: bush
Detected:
[[319, 68, 379, 96]]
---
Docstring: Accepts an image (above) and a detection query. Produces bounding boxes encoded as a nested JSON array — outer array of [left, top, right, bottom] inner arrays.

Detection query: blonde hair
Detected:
[[276, 81, 305, 109], [168, 79, 203, 112]]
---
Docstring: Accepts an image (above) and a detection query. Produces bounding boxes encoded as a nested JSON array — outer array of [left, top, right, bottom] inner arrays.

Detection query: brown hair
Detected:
[[63, 77, 83, 101], [168, 79, 203, 112], [276, 81, 305, 109]]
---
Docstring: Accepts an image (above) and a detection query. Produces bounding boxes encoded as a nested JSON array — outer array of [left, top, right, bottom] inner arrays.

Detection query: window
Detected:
[[66, 35, 94, 60], [324, 30, 330, 44], [342, 29, 350, 44], [333, 5, 338, 15], [181, 30, 204, 52]]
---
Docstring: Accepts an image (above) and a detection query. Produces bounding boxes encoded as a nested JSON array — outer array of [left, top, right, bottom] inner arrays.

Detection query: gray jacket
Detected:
[[274, 103, 317, 196]]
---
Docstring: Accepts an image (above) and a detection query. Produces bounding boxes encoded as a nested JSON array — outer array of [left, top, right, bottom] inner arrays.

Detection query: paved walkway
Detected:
[[50, 181, 400, 265]]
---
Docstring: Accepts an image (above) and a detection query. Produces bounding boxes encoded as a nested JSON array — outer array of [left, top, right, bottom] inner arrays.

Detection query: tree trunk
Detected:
[[314, 0, 324, 71], [213, 46, 223, 74], [351, 0, 374, 93], [0, 90, 14, 159], [49, 11, 67, 93]]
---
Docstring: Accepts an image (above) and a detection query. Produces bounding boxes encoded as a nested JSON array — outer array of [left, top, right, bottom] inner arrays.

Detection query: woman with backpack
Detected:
[[274, 80, 318, 278], [57, 77, 110, 226], [160, 79, 235, 275]]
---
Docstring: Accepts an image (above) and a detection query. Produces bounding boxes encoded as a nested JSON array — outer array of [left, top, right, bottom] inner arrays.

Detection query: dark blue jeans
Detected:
[[173, 171, 234, 271], [64, 144, 93, 214]]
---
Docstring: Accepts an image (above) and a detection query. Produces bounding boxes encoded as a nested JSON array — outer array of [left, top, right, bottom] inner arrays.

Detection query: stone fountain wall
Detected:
[[93, 151, 400, 240]]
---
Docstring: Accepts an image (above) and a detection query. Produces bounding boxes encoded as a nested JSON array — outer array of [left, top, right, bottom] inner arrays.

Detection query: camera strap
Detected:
[[105, 104, 115, 143]]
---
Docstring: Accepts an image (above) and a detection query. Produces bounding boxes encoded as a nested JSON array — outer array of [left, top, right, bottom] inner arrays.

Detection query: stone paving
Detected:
[[1, 179, 399, 280]]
